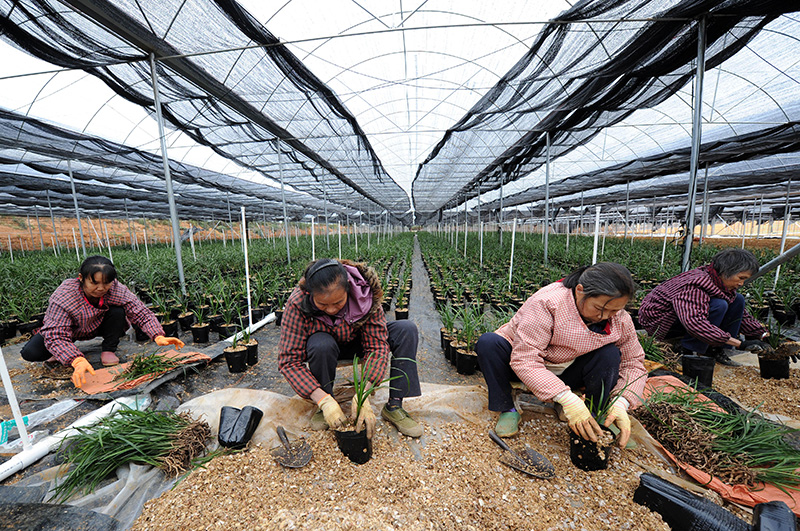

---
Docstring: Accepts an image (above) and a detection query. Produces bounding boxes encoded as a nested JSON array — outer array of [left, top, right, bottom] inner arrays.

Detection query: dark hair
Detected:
[[79, 255, 116, 284], [711, 248, 760, 278], [561, 262, 637, 300], [298, 259, 349, 315]]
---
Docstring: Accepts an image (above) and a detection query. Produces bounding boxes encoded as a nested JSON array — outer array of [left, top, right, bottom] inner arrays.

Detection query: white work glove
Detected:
[[316, 394, 346, 429], [555, 391, 603, 442], [351, 395, 376, 439], [602, 396, 631, 448]]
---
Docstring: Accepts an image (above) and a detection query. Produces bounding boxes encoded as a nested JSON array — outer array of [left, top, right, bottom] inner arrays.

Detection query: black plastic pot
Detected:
[[753, 501, 796, 530], [381, 299, 391, 312], [682, 354, 715, 389], [251, 308, 264, 322], [334, 428, 372, 464], [569, 426, 615, 471], [190, 323, 211, 344], [258, 303, 272, 316], [208, 314, 224, 332], [633, 473, 750, 531], [456, 349, 478, 375], [217, 323, 239, 341], [178, 312, 195, 332], [245, 340, 259, 366], [440, 328, 450, 350], [224, 346, 248, 373], [133, 325, 150, 342], [449, 340, 465, 366], [395, 308, 409, 320], [161, 320, 179, 338], [758, 356, 790, 380], [17, 320, 42, 335], [275, 310, 284, 327], [0, 319, 18, 341], [218, 405, 264, 450], [773, 310, 796, 327]]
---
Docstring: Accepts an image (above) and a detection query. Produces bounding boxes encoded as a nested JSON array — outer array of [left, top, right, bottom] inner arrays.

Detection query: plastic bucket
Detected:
[[334, 429, 372, 464], [682, 354, 715, 389]]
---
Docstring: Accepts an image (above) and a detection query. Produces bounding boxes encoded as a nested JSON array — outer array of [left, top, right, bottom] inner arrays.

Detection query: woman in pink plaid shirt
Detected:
[[476, 263, 647, 448]]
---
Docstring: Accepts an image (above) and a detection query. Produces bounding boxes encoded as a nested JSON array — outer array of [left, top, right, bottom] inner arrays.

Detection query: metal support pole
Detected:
[[774, 179, 792, 288], [72, 228, 80, 262], [26, 215, 34, 251], [103, 221, 113, 263], [681, 16, 706, 272], [661, 211, 670, 268], [46, 190, 59, 252], [189, 225, 196, 260], [338, 221, 342, 260], [150, 53, 187, 295], [143, 229, 149, 259], [0, 344, 31, 452], [499, 179, 504, 248], [741, 209, 747, 249], [544, 132, 551, 266], [624, 181, 630, 241], [464, 200, 468, 257], [757, 194, 764, 239], [747, 240, 800, 284], [592, 206, 601, 264], [311, 216, 316, 261], [67, 161, 87, 257], [324, 187, 330, 249], [124, 198, 135, 250], [580, 191, 585, 236]]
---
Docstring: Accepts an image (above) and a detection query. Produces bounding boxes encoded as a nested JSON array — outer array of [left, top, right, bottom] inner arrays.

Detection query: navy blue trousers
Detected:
[[666, 294, 745, 354], [475, 332, 621, 412], [307, 320, 421, 400]]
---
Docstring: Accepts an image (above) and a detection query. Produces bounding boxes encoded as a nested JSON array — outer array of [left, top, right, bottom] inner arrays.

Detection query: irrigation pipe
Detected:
[[0, 395, 150, 483], [223, 313, 276, 344]]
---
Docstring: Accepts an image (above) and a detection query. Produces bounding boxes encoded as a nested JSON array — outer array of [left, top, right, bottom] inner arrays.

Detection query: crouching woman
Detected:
[[278, 259, 423, 438], [476, 263, 647, 447]]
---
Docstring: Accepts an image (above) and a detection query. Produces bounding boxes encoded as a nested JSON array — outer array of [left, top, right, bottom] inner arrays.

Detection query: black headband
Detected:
[[307, 259, 340, 280]]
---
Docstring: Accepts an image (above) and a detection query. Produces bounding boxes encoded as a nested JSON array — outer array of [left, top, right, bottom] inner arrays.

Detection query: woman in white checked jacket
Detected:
[[475, 263, 647, 448]]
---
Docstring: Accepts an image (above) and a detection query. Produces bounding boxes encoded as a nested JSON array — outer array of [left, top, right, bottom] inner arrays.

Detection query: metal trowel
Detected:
[[270, 426, 312, 468]]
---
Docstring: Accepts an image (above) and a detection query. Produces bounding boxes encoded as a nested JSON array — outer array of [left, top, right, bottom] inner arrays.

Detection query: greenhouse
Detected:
[[0, 0, 799, 529]]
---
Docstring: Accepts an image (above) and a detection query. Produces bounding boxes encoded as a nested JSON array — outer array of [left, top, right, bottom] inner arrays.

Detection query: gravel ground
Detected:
[[712, 366, 800, 419], [131, 415, 670, 531]]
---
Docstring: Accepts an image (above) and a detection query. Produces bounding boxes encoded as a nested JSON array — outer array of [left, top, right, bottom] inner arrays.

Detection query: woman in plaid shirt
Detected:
[[639, 248, 768, 366], [20, 255, 184, 389], [476, 263, 646, 447], [278, 259, 422, 438]]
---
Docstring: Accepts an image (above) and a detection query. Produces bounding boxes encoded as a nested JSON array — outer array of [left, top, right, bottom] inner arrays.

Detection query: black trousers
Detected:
[[307, 320, 421, 401], [475, 332, 621, 412], [21, 306, 127, 362]]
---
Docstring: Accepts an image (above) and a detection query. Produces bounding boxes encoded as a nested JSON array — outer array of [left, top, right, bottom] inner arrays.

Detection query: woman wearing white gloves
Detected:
[[475, 263, 647, 447]]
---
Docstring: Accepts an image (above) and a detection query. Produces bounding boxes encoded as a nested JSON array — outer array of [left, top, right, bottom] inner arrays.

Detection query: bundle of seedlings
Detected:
[[634, 387, 800, 492], [52, 408, 211, 503], [113, 350, 198, 385]]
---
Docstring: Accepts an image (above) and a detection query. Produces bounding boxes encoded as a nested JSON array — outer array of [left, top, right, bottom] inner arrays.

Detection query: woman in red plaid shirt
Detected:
[[476, 263, 646, 447], [278, 258, 422, 438], [20, 255, 184, 389], [639, 248, 768, 366]]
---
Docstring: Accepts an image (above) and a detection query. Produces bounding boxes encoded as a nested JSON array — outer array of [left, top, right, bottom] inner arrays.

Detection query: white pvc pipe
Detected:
[[0, 345, 31, 452], [72, 228, 80, 262], [143, 229, 149, 260], [480, 221, 484, 268], [103, 222, 113, 263], [338, 222, 342, 260], [241, 207, 253, 329], [0, 395, 150, 483], [224, 313, 276, 344], [311, 216, 316, 261], [592, 206, 601, 264], [464, 214, 468, 258], [508, 218, 517, 290]]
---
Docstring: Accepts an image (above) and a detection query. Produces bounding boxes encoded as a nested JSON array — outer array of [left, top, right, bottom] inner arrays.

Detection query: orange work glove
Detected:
[[71, 357, 96, 389], [155, 335, 185, 349]]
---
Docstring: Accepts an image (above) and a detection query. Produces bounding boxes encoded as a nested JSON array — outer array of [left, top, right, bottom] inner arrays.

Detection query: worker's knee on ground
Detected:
[[474, 332, 501, 359], [306, 331, 339, 361], [20, 333, 49, 362]]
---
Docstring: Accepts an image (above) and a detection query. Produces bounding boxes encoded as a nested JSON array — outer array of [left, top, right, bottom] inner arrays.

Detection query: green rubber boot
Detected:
[[495, 411, 521, 438]]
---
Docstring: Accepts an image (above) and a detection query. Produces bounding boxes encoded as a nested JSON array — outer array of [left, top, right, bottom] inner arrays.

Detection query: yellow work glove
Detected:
[[555, 391, 603, 442], [351, 395, 376, 439], [71, 357, 96, 389], [316, 394, 346, 430], [155, 335, 185, 349], [602, 397, 631, 448]]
